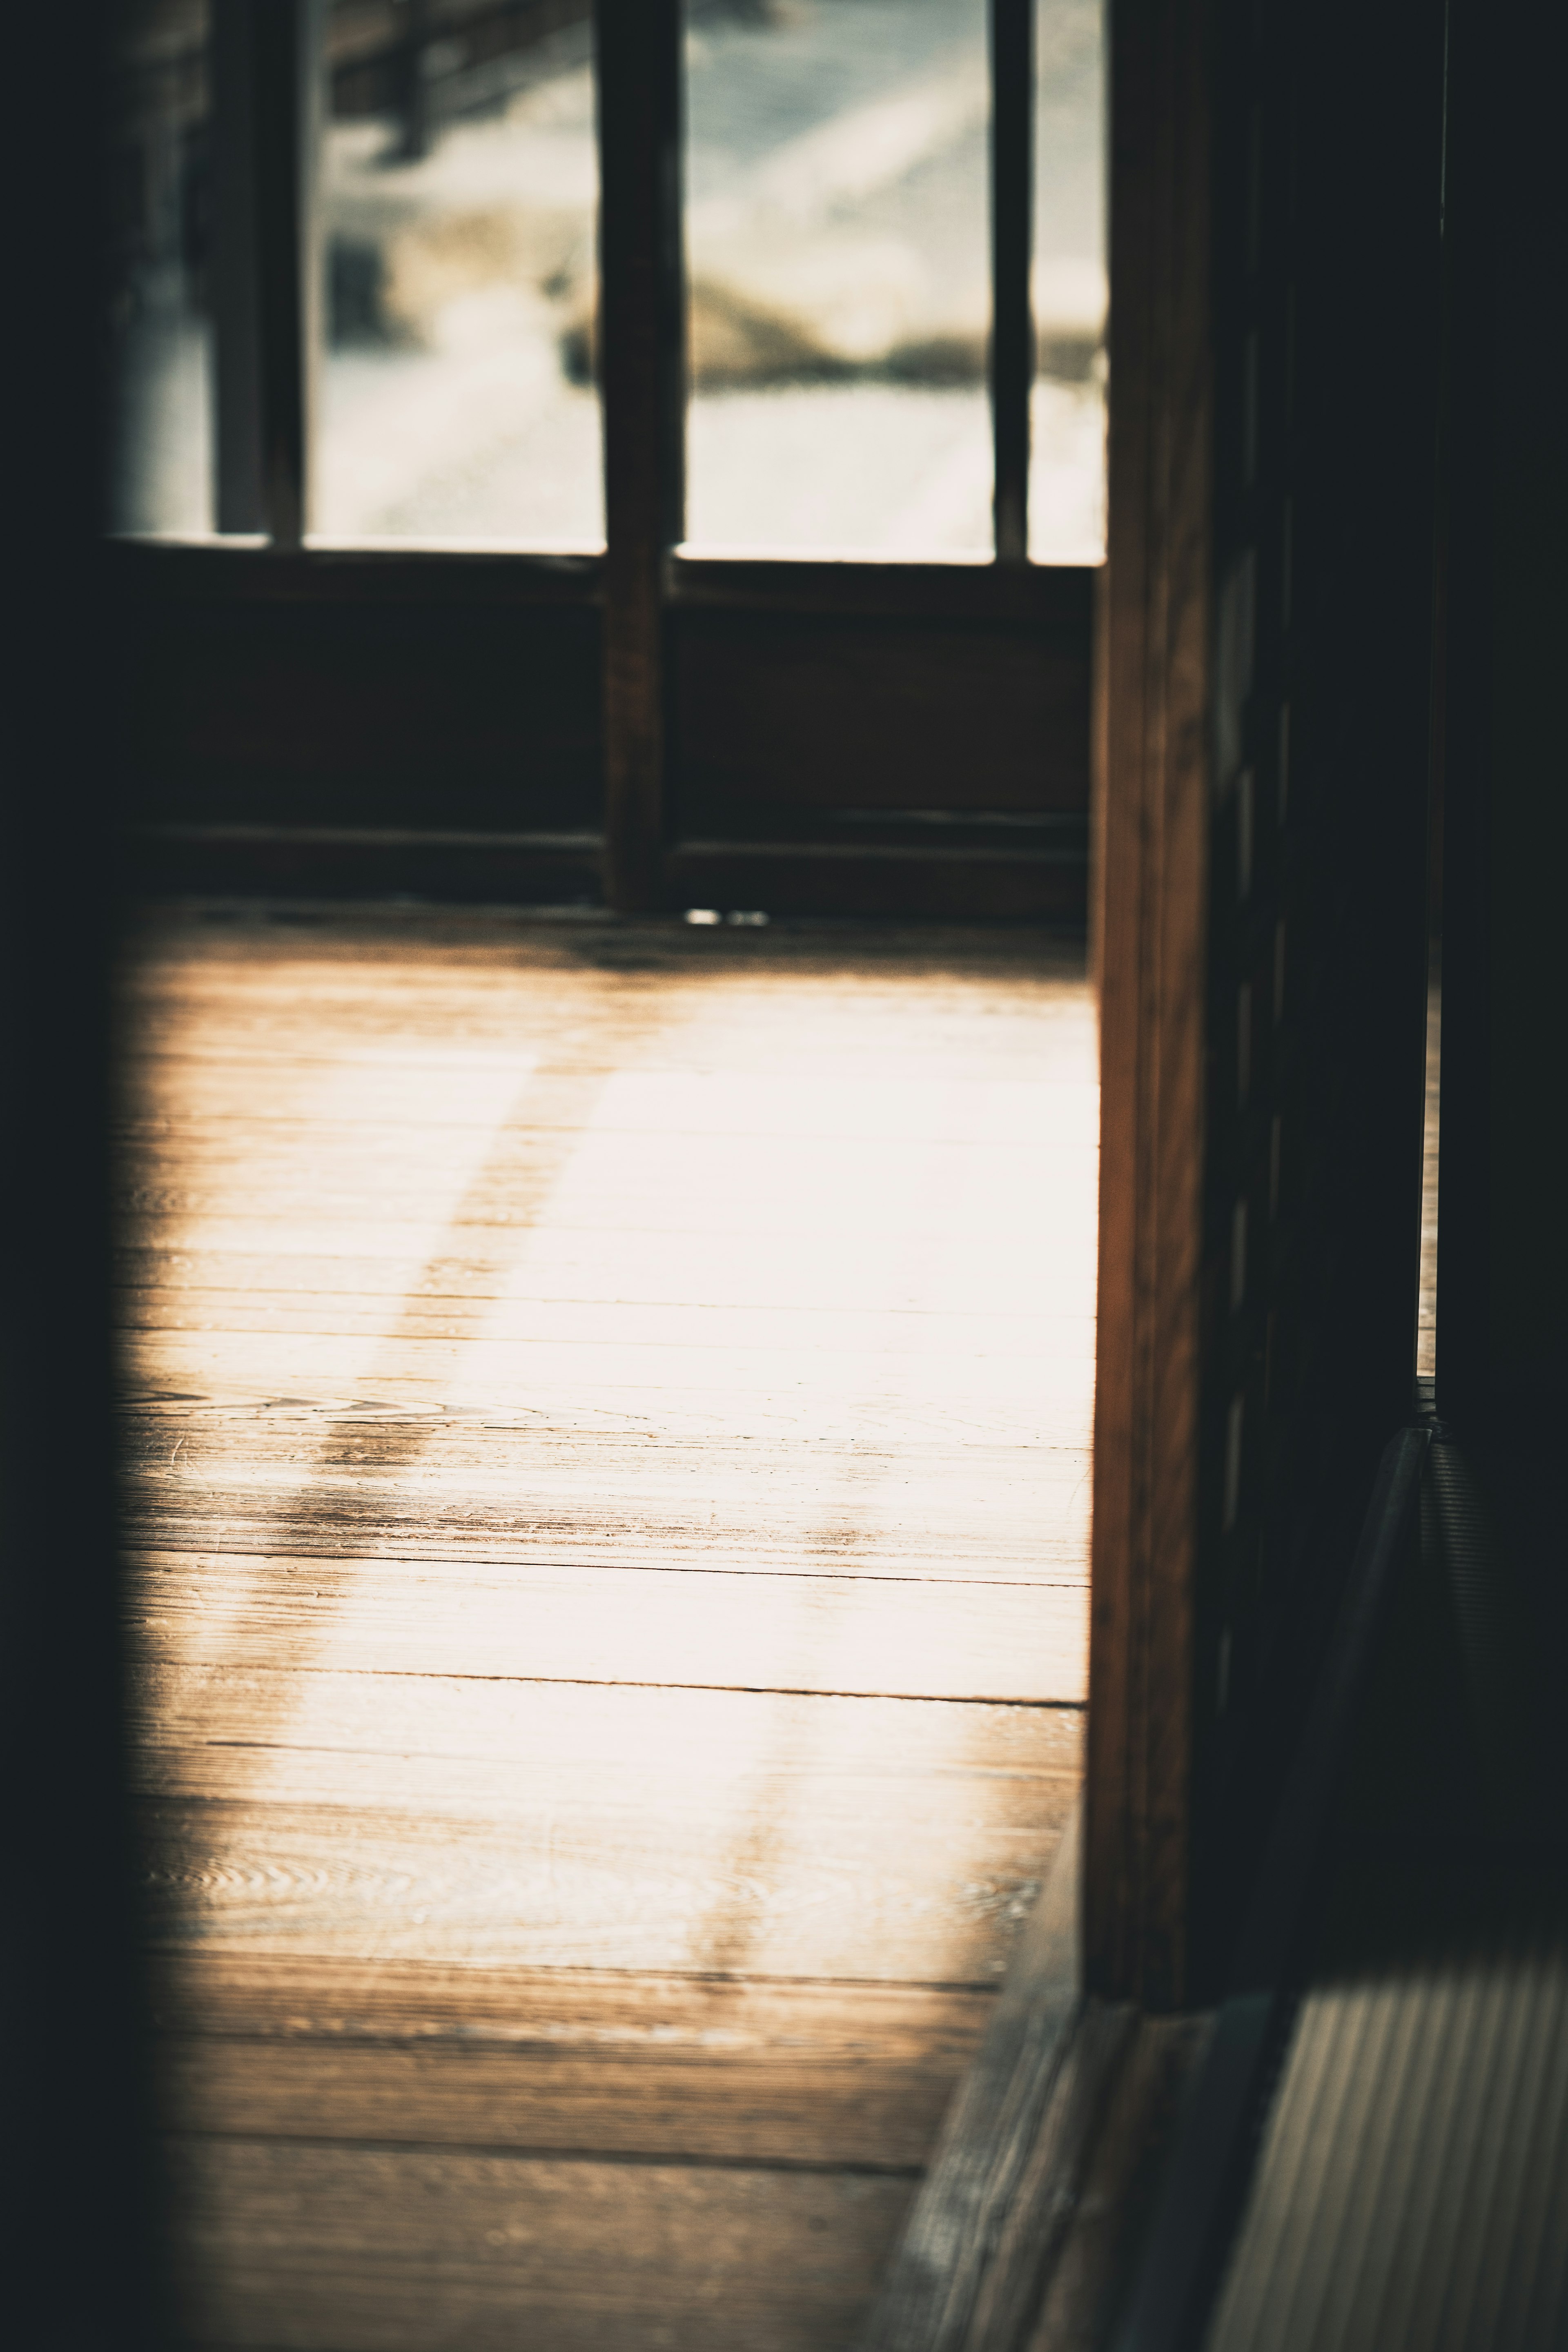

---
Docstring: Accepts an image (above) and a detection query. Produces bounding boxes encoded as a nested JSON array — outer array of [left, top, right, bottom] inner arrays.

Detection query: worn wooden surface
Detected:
[[119, 907, 1094, 2350], [167, 2139, 915, 2352], [1089, 0, 1213, 2008], [1021, 2011, 1211, 2352], [863, 1806, 1085, 2352], [863, 1785, 1213, 2352]]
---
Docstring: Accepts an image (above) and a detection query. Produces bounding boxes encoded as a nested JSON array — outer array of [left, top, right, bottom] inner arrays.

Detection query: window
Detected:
[[684, 0, 993, 556], [108, 0, 1102, 922], [107, 0, 1103, 561], [108, 0, 215, 535], [316, 0, 603, 544]]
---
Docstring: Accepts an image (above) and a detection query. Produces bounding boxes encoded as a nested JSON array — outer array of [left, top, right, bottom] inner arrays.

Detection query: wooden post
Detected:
[[596, 0, 684, 912], [213, 0, 317, 546], [1087, 0, 1214, 2010], [991, 0, 1034, 564], [254, 0, 316, 547], [212, 0, 263, 532], [1090, 0, 1442, 2009]]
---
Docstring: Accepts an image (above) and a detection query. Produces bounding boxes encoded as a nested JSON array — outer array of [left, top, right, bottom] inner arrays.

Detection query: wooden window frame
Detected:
[[113, 0, 1098, 917]]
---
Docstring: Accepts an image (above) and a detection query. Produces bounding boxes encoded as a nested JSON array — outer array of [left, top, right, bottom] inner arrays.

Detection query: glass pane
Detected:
[[1030, 0, 1105, 561], [107, 0, 214, 535], [315, 1, 602, 545], [684, 0, 992, 557]]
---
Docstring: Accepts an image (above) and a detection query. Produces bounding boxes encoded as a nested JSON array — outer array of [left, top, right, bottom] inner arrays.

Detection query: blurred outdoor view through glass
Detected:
[[107, 0, 1104, 558], [107, 0, 214, 536], [316, 0, 603, 544], [684, 0, 993, 556], [684, 0, 1104, 561], [1029, 0, 1106, 561]]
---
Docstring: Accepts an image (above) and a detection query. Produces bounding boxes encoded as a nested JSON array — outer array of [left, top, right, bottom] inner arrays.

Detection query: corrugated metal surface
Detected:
[[1205, 1428, 1568, 2352], [1205, 1926, 1568, 2352]]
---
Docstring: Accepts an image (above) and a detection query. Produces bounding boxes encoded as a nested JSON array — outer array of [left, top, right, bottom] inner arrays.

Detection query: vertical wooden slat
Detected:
[[1088, 0, 1214, 2011], [1092, 0, 1442, 2010], [212, 0, 263, 532], [597, 0, 684, 912], [253, 0, 316, 547], [213, 0, 316, 546], [991, 0, 1034, 564]]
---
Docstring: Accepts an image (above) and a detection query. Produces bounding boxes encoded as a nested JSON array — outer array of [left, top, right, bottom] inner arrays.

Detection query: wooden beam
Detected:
[[214, 0, 317, 546], [1087, 0, 1214, 2011], [212, 0, 264, 533], [596, 0, 684, 911], [991, 0, 1034, 563], [861, 1808, 1083, 2351]]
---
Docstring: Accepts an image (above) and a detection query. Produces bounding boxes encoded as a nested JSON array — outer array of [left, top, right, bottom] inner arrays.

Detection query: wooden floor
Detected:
[[118, 906, 1096, 2352]]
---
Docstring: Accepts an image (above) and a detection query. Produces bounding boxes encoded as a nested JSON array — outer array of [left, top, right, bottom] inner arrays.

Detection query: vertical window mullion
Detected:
[[255, 0, 315, 546], [213, 0, 314, 546], [991, 0, 1034, 563], [212, 1, 261, 532], [597, 0, 685, 912]]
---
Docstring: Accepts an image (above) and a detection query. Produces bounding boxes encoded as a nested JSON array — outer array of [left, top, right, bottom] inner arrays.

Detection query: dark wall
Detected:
[[1186, 0, 1446, 1991], [117, 557, 604, 835], [2, 8, 162, 2344], [113, 554, 1094, 918], [669, 605, 1089, 840], [1436, 0, 1568, 1440]]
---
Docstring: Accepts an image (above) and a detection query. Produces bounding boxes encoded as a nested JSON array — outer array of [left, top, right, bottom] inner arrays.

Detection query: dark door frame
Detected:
[[1089, 0, 1445, 2009]]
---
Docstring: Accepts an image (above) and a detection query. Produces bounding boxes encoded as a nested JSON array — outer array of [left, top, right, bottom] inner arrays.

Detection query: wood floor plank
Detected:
[[131, 1662, 1082, 1787], [129, 1020, 1082, 1079], [165, 2138, 912, 2352], [115, 1234, 1097, 1315], [116, 1290, 1095, 1357], [152, 1960, 989, 2168], [124, 1000, 1087, 1080], [119, 1069, 1099, 1145], [122, 1481, 1091, 1588], [114, 1155, 1093, 1241], [120, 1405, 1090, 1584], [121, 1338, 1093, 1448], [139, 1799, 1075, 1982], [126, 1549, 1089, 1700], [135, 1671, 1079, 1981]]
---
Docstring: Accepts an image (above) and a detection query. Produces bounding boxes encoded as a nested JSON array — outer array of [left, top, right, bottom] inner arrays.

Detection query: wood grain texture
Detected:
[[134, 1668, 1077, 1979], [151, 1958, 987, 2168], [862, 1806, 1085, 2352], [122, 1439, 1089, 1572], [1021, 2012, 1211, 2352], [164, 2138, 911, 2352], [1089, 0, 1214, 2009], [126, 1550, 1088, 1701], [119, 910, 1095, 2345]]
